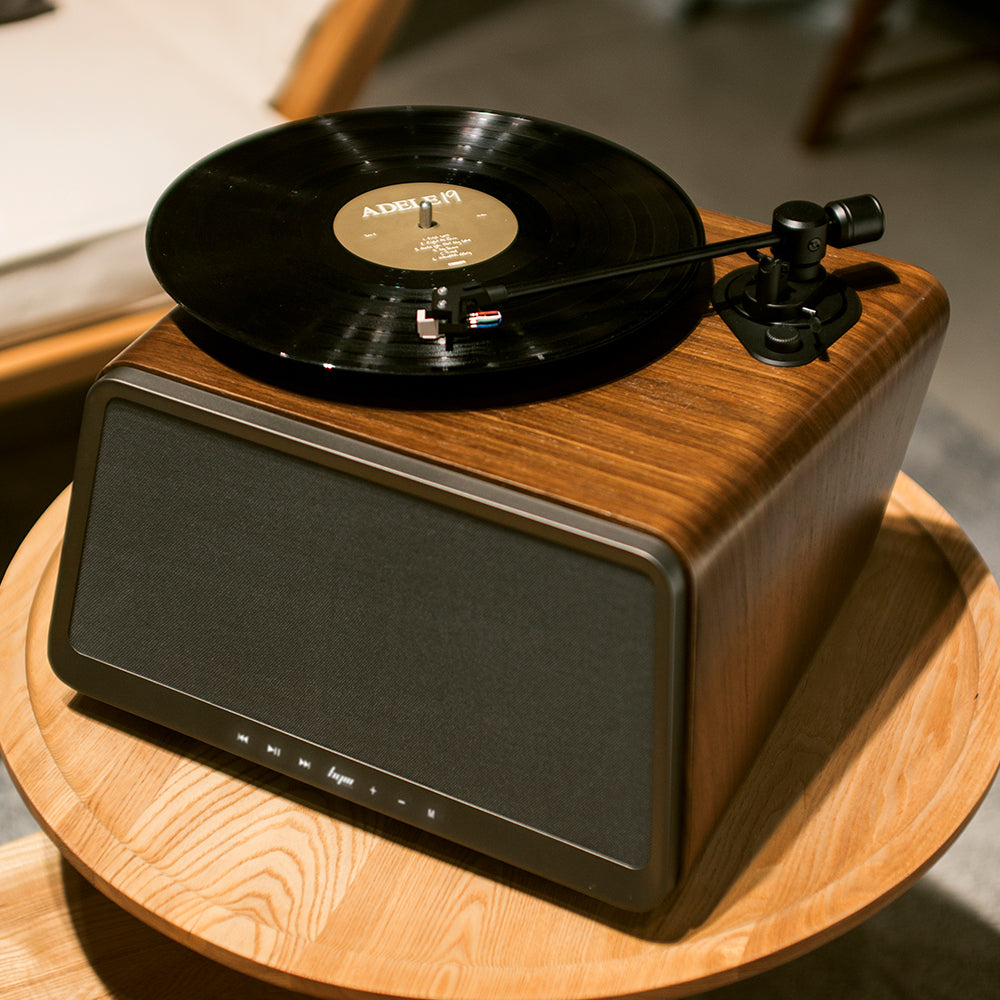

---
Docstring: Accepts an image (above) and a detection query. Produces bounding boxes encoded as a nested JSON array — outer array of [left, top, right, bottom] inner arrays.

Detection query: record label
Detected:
[[333, 183, 519, 270]]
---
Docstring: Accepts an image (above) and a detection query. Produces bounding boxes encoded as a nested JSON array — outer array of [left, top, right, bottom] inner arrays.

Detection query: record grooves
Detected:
[[146, 107, 708, 404]]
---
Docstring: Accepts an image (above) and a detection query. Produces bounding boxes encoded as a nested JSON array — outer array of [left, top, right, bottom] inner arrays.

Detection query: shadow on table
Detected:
[[700, 880, 1000, 1000]]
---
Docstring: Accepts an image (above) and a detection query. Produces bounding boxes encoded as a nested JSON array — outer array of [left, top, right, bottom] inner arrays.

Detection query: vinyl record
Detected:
[[146, 107, 707, 403]]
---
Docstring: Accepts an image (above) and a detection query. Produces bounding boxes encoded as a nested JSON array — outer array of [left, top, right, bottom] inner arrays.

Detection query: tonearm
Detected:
[[416, 194, 886, 366]]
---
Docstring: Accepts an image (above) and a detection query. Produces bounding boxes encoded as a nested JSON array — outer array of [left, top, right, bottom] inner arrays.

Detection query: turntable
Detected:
[[46, 107, 949, 911]]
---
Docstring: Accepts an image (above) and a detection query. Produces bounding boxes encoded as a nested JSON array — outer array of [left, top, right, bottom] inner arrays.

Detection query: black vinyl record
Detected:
[[146, 107, 708, 404]]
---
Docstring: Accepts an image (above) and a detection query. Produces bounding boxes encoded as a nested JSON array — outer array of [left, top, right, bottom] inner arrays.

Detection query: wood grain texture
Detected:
[[109, 208, 949, 871], [0, 833, 311, 1000], [1, 475, 998, 999]]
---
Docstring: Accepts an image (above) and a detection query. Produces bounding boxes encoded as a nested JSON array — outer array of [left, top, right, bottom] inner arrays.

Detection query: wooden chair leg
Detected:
[[800, 0, 898, 146]]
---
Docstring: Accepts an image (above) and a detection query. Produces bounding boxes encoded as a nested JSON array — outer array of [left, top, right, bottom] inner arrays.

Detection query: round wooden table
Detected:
[[2, 475, 999, 999]]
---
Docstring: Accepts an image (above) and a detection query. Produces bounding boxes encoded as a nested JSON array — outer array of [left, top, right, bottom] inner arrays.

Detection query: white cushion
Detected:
[[102, 0, 330, 106], [0, 0, 327, 348]]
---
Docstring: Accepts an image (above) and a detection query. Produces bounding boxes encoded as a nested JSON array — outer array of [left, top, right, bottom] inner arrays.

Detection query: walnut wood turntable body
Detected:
[[105, 207, 950, 877]]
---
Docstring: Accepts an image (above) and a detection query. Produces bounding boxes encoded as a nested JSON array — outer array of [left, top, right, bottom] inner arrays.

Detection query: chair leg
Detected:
[[800, 0, 898, 147]]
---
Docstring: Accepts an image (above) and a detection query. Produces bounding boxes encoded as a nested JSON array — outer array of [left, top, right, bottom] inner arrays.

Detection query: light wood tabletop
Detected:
[[1, 473, 998, 999]]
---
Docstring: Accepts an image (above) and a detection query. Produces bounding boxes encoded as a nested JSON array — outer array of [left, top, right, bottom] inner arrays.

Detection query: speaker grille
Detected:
[[69, 398, 662, 866]]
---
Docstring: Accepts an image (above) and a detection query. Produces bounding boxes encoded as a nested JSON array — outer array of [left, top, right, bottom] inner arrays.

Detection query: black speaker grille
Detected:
[[69, 400, 660, 865]]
